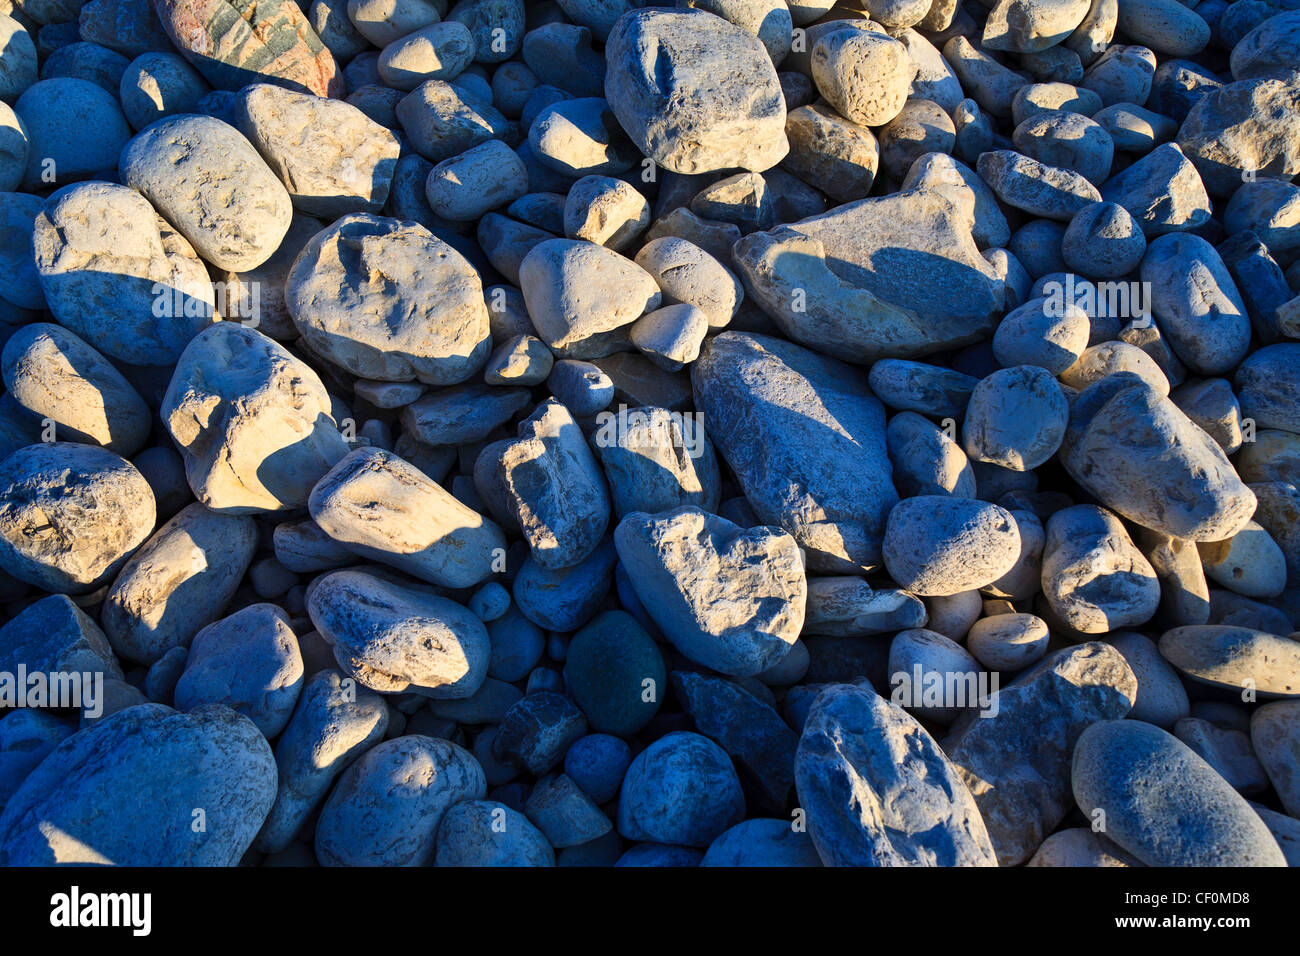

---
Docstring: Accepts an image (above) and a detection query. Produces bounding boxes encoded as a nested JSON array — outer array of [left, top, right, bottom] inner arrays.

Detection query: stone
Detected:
[[523, 772, 611, 848], [1197, 521, 1287, 599], [701, 818, 822, 867], [672, 669, 798, 806], [1072, 719, 1286, 866], [1177, 76, 1300, 197], [310, 447, 504, 589], [1099, 142, 1211, 238], [963, 365, 1069, 471], [32, 181, 216, 365], [436, 799, 554, 866], [977, 149, 1102, 222], [1060, 373, 1256, 541], [518, 238, 661, 359], [781, 103, 879, 204], [732, 188, 1003, 364], [119, 113, 292, 271], [1159, 626, 1300, 698], [563, 174, 649, 251], [0, 703, 275, 865], [604, 8, 788, 174], [396, 79, 510, 162], [594, 404, 720, 519], [615, 506, 805, 677], [1142, 233, 1250, 376], [287, 213, 491, 385], [102, 503, 257, 664], [1041, 504, 1159, 633], [230, 83, 399, 219], [0, 442, 153, 595], [1107, 630, 1189, 728], [804, 578, 927, 637], [795, 682, 997, 867], [163, 323, 349, 513], [492, 691, 587, 775], [966, 613, 1051, 671], [882, 496, 1021, 597], [633, 236, 741, 329], [14, 77, 128, 189], [1, 323, 150, 456], [174, 603, 303, 738], [1251, 701, 1300, 817], [564, 610, 665, 735], [944, 642, 1137, 865], [868, 359, 979, 419], [886, 411, 976, 498], [308, 569, 490, 699], [315, 734, 486, 866], [617, 731, 745, 847], [153, 0, 341, 97]]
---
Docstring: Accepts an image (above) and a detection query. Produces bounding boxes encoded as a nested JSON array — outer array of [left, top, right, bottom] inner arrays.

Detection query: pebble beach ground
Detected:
[[0, 0, 1296, 869]]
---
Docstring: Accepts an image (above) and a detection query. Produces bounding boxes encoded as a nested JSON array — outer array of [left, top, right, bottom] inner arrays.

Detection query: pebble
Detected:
[[966, 613, 1050, 670], [882, 496, 1021, 597], [617, 731, 745, 847], [315, 734, 486, 866], [436, 799, 554, 866], [564, 610, 664, 735], [174, 603, 304, 738], [1107, 630, 1190, 728], [1251, 701, 1300, 817], [1071, 720, 1285, 866], [701, 819, 822, 867], [1159, 625, 1300, 697], [308, 568, 490, 698], [795, 682, 997, 867], [0, 704, 275, 865], [615, 506, 804, 677], [963, 365, 1069, 471], [944, 642, 1137, 865]]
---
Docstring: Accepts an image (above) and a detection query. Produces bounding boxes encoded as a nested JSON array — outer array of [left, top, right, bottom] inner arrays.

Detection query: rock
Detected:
[[564, 610, 665, 735], [1116, 0, 1209, 57], [1142, 233, 1250, 376], [882, 496, 1021, 597], [888, 627, 985, 724], [963, 365, 1069, 470], [347, 0, 442, 47], [153, 0, 341, 97], [984, 0, 1092, 53], [315, 734, 486, 866], [811, 26, 915, 129], [286, 213, 491, 385], [1071, 719, 1285, 866], [781, 103, 879, 204], [692, 332, 899, 572], [119, 113, 292, 271], [617, 731, 745, 847], [1099, 142, 1211, 238], [1060, 373, 1256, 541], [966, 613, 1051, 671], [523, 772, 611, 848], [1041, 505, 1160, 633], [593, 404, 720, 519], [701, 818, 822, 867], [868, 359, 979, 419], [1174, 716, 1268, 794], [1236, 343, 1300, 435], [1107, 630, 1189, 728], [518, 238, 660, 359], [795, 682, 997, 867], [943, 642, 1137, 865], [530, 97, 635, 178], [0, 592, 122, 686], [1, 323, 150, 456], [0, 703, 275, 865], [437, 799, 554, 866], [563, 174, 648, 251], [1159, 626, 1300, 698], [163, 323, 349, 513], [992, 296, 1090, 374], [230, 83, 398, 219], [629, 303, 708, 371], [396, 79, 510, 162], [604, 8, 787, 174], [734, 187, 1003, 364], [32, 181, 216, 365], [0, 710, 72, 814], [1026, 828, 1143, 866], [174, 604, 303, 738], [886, 410, 976, 498], [1197, 521, 1287, 599], [102, 503, 257, 664], [310, 447, 504, 588], [377, 21, 474, 90], [492, 691, 587, 775], [804, 577, 927, 637], [512, 538, 614, 632], [1177, 76, 1300, 197], [308, 569, 490, 699], [977, 149, 1102, 222], [0, 442, 153, 594], [1061, 201, 1146, 279], [672, 669, 798, 807], [614, 506, 805, 677], [13, 77, 128, 189], [1251, 701, 1300, 817]]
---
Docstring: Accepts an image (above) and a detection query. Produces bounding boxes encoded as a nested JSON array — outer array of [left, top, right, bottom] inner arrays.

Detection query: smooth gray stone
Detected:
[[1072, 719, 1286, 866], [617, 731, 745, 847]]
